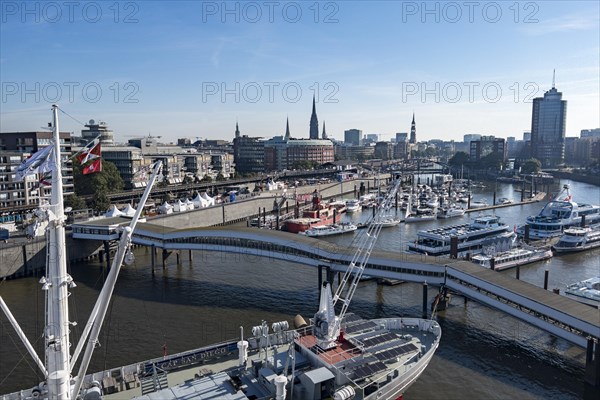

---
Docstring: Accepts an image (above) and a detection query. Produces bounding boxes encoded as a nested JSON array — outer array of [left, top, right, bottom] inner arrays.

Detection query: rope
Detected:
[[57, 107, 87, 127]]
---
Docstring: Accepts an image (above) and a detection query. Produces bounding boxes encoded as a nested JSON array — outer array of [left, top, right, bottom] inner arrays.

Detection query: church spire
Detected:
[[410, 112, 416, 144], [285, 117, 291, 139], [309, 95, 319, 139], [235, 121, 240, 139], [322, 120, 327, 139]]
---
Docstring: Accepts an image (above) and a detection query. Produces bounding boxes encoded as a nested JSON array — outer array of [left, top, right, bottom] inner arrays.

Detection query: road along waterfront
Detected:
[[1, 178, 599, 399]]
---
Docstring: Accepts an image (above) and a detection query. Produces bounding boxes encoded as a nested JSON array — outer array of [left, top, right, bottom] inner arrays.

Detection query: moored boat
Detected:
[[346, 199, 362, 213], [564, 277, 600, 308], [299, 223, 358, 237], [552, 225, 600, 253], [517, 184, 600, 240], [407, 215, 514, 257], [471, 246, 553, 271], [437, 206, 465, 219]]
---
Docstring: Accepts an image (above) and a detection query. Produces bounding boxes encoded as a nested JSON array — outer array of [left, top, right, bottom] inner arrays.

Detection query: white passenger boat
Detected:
[[469, 199, 488, 209], [408, 215, 514, 256], [564, 277, 600, 308], [471, 246, 553, 271], [299, 223, 358, 237], [346, 199, 362, 213], [552, 225, 600, 253], [437, 206, 465, 219], [517, 184, 600, 240], [497, 197, 513, 205], [0, 137, 441, 400]]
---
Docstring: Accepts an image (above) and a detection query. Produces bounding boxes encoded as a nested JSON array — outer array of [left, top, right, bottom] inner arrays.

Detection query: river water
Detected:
[[1, 179, 599, 399]]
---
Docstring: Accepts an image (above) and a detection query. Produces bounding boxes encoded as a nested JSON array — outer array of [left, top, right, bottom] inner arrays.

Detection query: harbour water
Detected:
[[0, 179, 599, 399]]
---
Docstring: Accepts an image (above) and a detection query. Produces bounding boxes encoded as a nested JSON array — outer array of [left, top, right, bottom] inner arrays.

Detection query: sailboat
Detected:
[[1, 106, 441, 400]]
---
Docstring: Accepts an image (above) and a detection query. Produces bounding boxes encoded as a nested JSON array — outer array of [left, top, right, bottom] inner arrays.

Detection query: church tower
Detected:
[[322, 121, 328, 139], [409, 113, 416, 144], [309, 95, 319, 139]]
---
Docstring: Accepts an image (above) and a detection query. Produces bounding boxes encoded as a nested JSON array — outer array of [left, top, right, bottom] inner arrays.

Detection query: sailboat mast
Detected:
[[46, 104, 72, 399]]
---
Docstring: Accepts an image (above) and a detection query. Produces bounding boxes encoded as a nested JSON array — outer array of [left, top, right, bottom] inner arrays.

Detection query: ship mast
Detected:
[[45, 104, 73, 399]]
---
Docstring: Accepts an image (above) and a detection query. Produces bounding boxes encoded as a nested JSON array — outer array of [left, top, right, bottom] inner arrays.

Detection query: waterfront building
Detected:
[[101, 146, 152, 189], [81, 119, 114, 145], [334, 143, 375, 161], [0, 132, 73, 208], [580, 128, 600, 139], [530, 76, 567, 168]]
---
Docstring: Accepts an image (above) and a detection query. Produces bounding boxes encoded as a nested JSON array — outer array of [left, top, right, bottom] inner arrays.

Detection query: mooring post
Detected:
[[395, 192, 398, 209], [176, 251, 181, 267], [151, 245, 155, 271], [326, 266, 335, 286], [422, 282, 428, 319], [516, 264, 520, 280], [103, 241, 111, 270], [162, 249, 167, 269], [188, 249, 193, 267], [543, 269, 549, 290], [585, 338, 600, 387], [493, 191, 496, 205], [318, 265, 323, 294], [490, 257, 495, 271]]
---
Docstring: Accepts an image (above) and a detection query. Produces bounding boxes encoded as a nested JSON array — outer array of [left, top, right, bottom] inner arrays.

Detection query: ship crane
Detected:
[[312, 177, 402, 349]]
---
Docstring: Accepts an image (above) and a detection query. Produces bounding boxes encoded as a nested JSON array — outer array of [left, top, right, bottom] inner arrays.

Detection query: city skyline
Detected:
[[1, 1, 598, 143]]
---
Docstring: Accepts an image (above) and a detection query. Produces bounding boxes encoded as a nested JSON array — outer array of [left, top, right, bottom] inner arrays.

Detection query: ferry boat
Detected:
[[564, 277, 600, 308], [471, 246, 553, 271], [517, 184, 600, 240], [407, 215, 514, 257], [0, 125, 441, 400], [552, 225, 600, 253], [299, 223, 358, 237]]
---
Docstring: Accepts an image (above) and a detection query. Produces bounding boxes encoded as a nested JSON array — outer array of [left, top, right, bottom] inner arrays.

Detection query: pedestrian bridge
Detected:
[[73, 220, 600, 352]]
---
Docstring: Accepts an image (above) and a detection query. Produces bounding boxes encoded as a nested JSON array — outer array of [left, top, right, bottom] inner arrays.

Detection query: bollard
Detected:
[[422, 282, 428, 319]]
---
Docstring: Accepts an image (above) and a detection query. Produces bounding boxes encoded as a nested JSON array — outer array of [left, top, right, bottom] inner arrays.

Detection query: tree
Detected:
[[73, 159, 124, 196], [182, 175, 194, 185], [65, 194, 87, 210], [520, 158, 542, 175], [479, 153, 504, 170], [200, 175, 213, 183], [448, 151, 470, 167], [215, 172, 226, 181], [91, 190, 111, 213]]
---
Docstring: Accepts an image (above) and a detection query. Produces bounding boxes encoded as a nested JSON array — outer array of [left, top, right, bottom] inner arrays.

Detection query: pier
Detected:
[[69, 223, 600, 385]]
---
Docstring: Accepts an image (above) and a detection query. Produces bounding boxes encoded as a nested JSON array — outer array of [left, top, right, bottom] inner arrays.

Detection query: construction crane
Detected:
[[312, 177, 402, 349]]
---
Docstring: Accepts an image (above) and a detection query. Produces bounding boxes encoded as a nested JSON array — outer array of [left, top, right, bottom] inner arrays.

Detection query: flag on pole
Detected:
[[77, 139, 102, 175], [14, 145, 55, 181], [76, 139, 101, 165]]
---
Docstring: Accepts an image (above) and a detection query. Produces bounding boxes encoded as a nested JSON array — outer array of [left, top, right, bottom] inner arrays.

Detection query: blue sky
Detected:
[[1, 1, 598, 143]]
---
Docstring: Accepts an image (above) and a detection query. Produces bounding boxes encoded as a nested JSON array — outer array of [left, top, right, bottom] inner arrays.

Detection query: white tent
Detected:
[[184, 198, 194, 210], [158, 202, 173, 214], [193, 193, 209, 208], [201, 192, 215, 206], [121, 204, 137, 217], [105, 205, 124, 218], [173, 199, 187, 212]]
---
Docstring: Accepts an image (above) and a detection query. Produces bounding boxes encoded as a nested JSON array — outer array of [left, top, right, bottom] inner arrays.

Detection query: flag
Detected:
[[76, 139, 101, 165], [77, 139, 102, 175], [14, 145, 55, 181], [82, 158, 102, 175], [39, 172, 52, 187]]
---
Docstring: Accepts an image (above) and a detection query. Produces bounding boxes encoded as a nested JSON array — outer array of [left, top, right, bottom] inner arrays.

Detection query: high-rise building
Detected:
[[396, 132, 408, 143], [81, 119, 114, 145], [374, 141, 394, 160], [469, 136, 506, 162], [463, 134, 482, 143], [409, 113, 416, 144], [523, 131, 531, 141], [344, 129, 362, 145], [309, 95, 319, 139], [530, 75, 567, 168], [232, 124, 264, 174], [581, 128, 600, 139]]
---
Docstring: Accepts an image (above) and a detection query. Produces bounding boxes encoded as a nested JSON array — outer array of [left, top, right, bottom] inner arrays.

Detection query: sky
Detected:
[[0, 1, 598, 143]]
